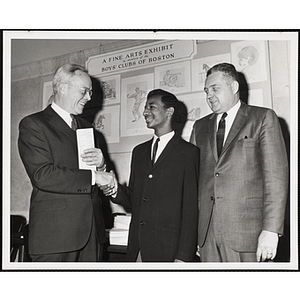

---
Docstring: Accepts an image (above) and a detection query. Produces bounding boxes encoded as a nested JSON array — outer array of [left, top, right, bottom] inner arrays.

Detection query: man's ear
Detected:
[[59, 83, 68, 95], [231, 80, 239, 95], [167, 107, 174, 118]]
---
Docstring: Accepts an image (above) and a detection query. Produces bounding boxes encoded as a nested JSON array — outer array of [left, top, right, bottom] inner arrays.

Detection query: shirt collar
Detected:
[[153, 131, 175, 143], [217, 100, 241, 122], [51, 102, 73, 127]]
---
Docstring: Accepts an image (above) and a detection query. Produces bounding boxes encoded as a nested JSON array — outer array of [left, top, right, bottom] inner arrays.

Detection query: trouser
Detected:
[[199, 207, 257, 262]]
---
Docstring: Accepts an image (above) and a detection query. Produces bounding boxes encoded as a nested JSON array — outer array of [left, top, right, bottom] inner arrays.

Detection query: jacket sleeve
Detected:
[[175, 145, 200, 261], [260, 109, 289, 235], [18, 116, 92, 194]]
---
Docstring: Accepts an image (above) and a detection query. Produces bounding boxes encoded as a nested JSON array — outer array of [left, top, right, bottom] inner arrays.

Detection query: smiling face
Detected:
[[59, 70, 92, 115], [143, 95, 173, 136], [204, 71, 239, 114]]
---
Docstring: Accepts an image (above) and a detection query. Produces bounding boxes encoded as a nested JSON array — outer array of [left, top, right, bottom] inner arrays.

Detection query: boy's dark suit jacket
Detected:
[[190, 101, 289, 252], [112, 134, 200, 262], [18, 105, 108, 255]]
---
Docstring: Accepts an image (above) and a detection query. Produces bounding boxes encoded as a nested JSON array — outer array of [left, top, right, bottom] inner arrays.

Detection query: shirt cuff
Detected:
[[91, 170, 96, 185]]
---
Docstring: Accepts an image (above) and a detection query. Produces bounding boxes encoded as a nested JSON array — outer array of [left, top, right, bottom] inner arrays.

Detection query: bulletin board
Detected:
[[85, 39, 271, 154]]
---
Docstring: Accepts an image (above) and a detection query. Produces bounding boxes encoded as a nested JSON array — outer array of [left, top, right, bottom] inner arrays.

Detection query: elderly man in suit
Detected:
[[18, 64, 113, 262], [190, 63, 289, 262], [102, 89, 199, 262]]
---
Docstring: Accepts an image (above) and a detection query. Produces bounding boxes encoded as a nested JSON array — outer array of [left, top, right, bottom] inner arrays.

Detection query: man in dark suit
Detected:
[[190, 63, 289, 262], [18, 64, 114, 262], [102, 89, 199, 262]]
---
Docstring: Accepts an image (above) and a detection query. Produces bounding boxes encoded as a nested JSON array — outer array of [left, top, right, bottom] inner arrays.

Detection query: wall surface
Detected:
[[10, 38, 292, 220]]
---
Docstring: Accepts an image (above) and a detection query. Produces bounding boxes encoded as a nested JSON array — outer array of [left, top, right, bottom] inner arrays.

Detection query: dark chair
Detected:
[[10, 215, 31, 262]]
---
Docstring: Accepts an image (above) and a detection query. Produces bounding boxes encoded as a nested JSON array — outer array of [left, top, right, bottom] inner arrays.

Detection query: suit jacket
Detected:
[[112, 134, 199, 262], [18, 105, 108, 255], [190, 101, 289, 252]]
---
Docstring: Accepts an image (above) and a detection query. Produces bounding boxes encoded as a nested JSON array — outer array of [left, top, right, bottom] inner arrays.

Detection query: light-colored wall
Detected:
[[10, 39, 292, 220]]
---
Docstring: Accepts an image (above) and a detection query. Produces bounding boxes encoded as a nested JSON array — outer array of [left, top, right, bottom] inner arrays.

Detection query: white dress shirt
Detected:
[[151, 131, 175, 163]]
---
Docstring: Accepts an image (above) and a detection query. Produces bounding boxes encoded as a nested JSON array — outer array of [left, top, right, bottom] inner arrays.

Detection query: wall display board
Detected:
[[86, 39, 272, 153]]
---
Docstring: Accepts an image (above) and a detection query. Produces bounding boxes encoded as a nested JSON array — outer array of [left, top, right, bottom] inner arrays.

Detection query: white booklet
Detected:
[[76, 128, 96, 171]]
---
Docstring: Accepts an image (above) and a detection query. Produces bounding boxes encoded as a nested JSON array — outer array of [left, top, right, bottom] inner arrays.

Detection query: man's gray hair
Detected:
[[52, 64, 88, 94]]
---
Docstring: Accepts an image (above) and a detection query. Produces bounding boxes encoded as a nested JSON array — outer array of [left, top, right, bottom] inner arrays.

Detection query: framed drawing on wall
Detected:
[[42, 81, 53, 109], [191, 53, 231, 91], [96, 74, 121, 106], [93, 105, 120, 144], [154, 61, 191, 95], [231, 40, 268, 83], [178, 92, 212, 140], [120, 73, 153, 137]]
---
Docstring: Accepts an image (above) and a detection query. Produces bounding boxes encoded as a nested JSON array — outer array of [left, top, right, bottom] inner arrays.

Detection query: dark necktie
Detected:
[[216, 112, 227, 157], [70, 114, 78, 131], [152, 138, 160, 165]]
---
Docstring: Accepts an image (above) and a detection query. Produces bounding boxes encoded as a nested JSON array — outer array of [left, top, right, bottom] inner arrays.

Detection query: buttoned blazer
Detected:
[[18, 105, 108, 255], [112, 134, 200, 262], [190, 101, 289, 252]]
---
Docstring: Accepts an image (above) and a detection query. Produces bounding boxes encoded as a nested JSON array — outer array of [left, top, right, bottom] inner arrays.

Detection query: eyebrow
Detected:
[[79, 86, 92, 91]]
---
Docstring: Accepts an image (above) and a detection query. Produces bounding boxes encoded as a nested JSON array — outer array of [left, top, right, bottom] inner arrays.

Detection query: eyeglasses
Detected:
[[63, 82, 92, 97]]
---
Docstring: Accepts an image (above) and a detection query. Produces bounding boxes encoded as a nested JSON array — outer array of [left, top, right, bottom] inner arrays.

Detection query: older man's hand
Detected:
[[81, 148, 105, 169], [94, 170, 115, 187]]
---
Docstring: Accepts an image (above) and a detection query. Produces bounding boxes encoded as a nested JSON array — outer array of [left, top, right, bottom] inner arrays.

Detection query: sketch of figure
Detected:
[[187, 107, 201, 122], [203, 63, 210, 73], [198, 63, 210, 84], [101, 81, 116, 100], [237, 46, 259, 82], [93, 113, 105, 132], [127, 87, 147, 122], [162, 70, 182, 87]]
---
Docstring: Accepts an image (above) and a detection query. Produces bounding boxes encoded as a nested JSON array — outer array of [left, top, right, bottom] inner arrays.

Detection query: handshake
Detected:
[[95, 170, 118, 197]]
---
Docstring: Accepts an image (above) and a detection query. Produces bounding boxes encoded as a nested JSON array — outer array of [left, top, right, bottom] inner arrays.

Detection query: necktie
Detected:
[[152, 138, 160, 165], [216, 112, 227, 157], [70, 114, 78, 131]]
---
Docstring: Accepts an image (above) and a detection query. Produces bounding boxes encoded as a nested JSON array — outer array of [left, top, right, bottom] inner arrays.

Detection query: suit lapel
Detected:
[[44, 106, 77, 144], [208, 114, 218, 162], [221, 102, 248, 156], [143, 139, 153, 169], [152, 134, 180, 169]]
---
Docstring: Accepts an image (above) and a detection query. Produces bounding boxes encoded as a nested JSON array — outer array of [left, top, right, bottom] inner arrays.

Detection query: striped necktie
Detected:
[[70, 114, 78, 130], [216, 112, 227, 157]]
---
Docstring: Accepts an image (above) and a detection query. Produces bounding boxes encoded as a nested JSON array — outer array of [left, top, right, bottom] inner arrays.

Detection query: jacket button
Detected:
[[215, 173, 220, 177], [211, 196, 214, 201], [148, 174, 153, 179], [77, 189, 82, 192], [140, 221, 145, 225], [142, 197, 148, 202]]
